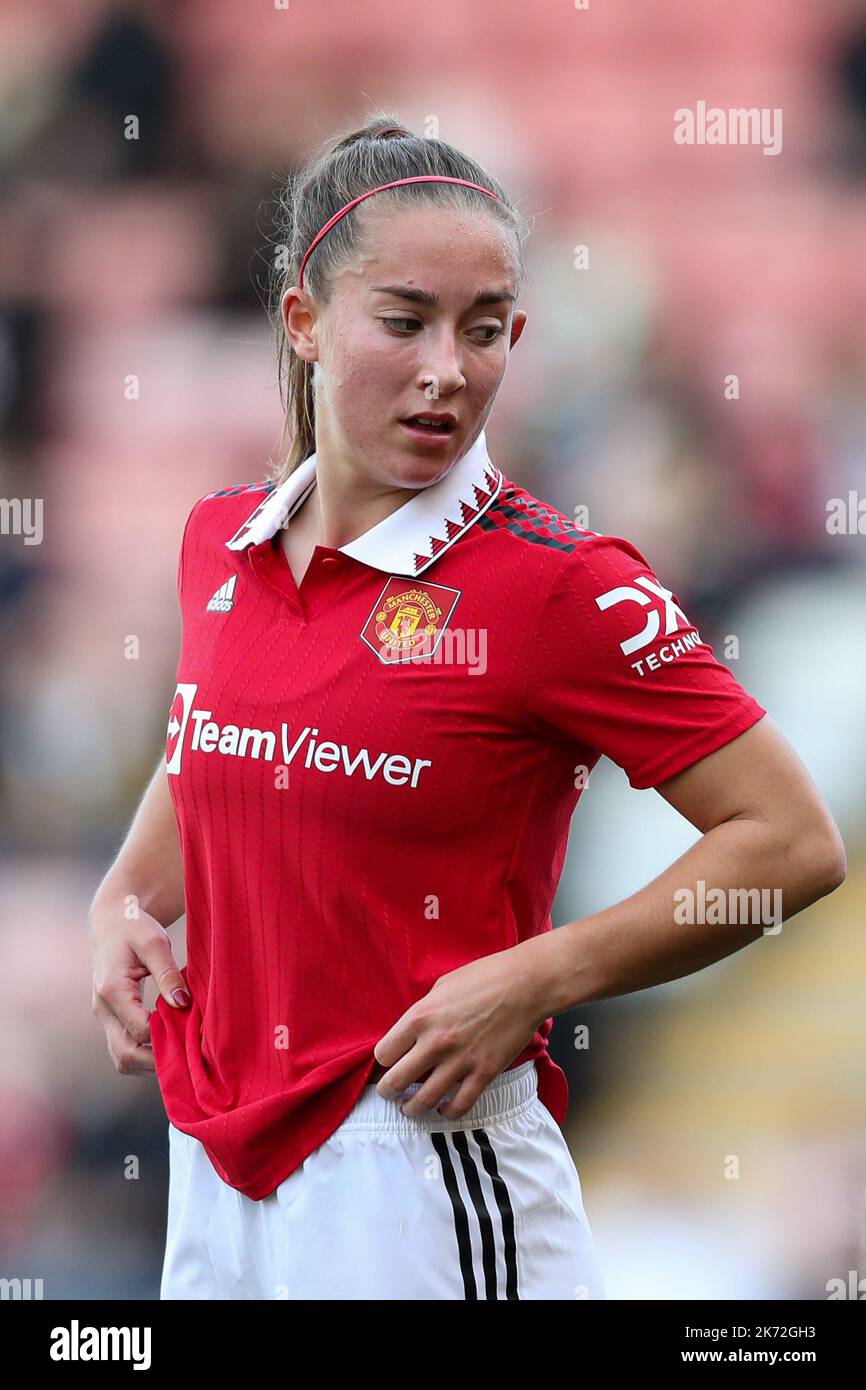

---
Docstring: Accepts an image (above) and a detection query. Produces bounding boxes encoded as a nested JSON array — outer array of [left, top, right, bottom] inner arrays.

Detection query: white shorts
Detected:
[[160, 1060, 606, 1300]]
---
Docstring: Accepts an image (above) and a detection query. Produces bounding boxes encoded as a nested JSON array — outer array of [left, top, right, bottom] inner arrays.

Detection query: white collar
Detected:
[[225, 428, 502, 576]]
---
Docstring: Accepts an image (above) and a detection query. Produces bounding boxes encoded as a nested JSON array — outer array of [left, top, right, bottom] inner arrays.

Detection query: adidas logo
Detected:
[[206, 575, 237, 613]]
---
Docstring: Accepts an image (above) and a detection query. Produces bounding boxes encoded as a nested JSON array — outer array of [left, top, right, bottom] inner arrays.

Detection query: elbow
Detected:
[[806, 824, 847, 898]]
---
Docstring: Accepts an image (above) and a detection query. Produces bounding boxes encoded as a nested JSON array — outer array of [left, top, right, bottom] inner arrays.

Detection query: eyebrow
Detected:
[[370, 284, 515, 308]]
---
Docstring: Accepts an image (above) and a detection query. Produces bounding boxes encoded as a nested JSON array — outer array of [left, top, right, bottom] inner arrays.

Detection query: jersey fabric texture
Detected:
[[150, 428, 767, 1200], [160, 1060, 607, 1300]]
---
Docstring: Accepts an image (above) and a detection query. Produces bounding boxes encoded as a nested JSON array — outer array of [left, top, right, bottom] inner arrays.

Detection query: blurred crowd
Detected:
[[0, 0, 864, 1299]]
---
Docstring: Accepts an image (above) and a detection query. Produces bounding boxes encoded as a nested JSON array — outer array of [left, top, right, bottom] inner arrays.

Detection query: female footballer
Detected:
[[89, 114, 846, 1300]]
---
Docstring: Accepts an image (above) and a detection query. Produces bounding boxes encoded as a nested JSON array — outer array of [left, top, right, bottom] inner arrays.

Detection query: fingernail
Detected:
[[172, 988, 191, 1007]]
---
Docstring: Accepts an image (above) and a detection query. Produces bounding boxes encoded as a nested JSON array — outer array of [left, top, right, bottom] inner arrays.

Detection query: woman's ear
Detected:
[[509, 310, 527, 351], [281, 286, 318, 364]]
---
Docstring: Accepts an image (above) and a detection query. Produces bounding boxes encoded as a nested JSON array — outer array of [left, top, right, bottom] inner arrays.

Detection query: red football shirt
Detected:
[[149, 428, 767, 1199]]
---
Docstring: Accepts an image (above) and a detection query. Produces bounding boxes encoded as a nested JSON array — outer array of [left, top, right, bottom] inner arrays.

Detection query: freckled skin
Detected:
[[280, 204, 528, 541]]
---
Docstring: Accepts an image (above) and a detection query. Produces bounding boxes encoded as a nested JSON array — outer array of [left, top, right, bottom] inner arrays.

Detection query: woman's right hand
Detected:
[[89, 752, 188, 1075], [89, 896, 190, 1076]]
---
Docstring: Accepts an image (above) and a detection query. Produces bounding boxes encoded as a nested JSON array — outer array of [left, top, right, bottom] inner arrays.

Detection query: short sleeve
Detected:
[[176, 526, 184, 606], [523, 534, 767, 790], [176, 497, 203, 607]]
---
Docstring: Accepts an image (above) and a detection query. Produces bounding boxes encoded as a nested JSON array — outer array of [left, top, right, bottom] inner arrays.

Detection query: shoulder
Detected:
[[482, 476, 698, 667], [480, 475, 655, 592], [174, 477, 279, 599], [193, 478, 277, 513], [181, 477, 278, 539], [198, 479, 277, 503]]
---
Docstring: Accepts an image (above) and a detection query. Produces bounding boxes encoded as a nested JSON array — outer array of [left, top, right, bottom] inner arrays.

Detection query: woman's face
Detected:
[[282, 203, 527, 490]]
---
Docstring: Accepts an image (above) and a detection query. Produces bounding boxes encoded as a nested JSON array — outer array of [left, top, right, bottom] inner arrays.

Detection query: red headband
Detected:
[[296, 175, 504, 289]]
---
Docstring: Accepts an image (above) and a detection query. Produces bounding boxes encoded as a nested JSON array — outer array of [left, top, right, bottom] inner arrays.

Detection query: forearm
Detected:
[[91, 862, 184, 933], [523, 817, 844, 1018]]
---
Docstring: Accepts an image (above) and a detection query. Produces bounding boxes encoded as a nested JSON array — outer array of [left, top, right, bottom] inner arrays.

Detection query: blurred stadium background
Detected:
[[1, 0, 864, 1300]]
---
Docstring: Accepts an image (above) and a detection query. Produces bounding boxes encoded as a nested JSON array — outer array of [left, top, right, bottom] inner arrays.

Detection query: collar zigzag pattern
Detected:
[[411, 464, 500, 575]]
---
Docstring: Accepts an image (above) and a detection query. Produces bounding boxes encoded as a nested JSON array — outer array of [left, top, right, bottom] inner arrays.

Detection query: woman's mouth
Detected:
[[399, 413, 458, 446]]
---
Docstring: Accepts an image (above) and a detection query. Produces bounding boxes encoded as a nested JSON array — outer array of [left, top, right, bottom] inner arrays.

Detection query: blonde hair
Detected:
[[267, 110, 530, 484]]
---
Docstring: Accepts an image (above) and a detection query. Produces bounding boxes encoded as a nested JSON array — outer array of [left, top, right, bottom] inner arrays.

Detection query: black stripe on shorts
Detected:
[[431, 1128, 519, 1300]]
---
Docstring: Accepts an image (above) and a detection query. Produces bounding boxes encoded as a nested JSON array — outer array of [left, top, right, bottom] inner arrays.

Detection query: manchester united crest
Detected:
[[360, 576, 461, 665]]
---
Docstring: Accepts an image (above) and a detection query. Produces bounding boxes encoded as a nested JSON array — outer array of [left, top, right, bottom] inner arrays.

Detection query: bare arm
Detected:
[[88, 752, 189, 1075], [525, 715, 848, 1015], [95, 752, 185, 929], [377, 715, 848, 1118]]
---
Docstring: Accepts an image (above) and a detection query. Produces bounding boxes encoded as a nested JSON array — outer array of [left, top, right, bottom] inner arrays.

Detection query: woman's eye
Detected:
[[472, 325, 504, 344], [380, 318, 504, 344], [381, 317, 420, 333]]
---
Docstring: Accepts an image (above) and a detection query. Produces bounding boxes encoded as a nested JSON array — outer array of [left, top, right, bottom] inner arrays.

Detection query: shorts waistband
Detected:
[[335, 1060, 538, 1134]]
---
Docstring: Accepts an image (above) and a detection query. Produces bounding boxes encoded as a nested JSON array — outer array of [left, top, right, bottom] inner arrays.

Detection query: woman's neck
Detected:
[[303, 446, 419, 550]]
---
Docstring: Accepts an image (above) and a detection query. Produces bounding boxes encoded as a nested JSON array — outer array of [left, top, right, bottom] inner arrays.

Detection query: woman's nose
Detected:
[[418, 339, 465, 397]]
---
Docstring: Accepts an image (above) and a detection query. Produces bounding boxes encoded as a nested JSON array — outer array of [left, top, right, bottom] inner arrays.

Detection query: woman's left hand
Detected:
[[373, 942, 550, 1119]]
